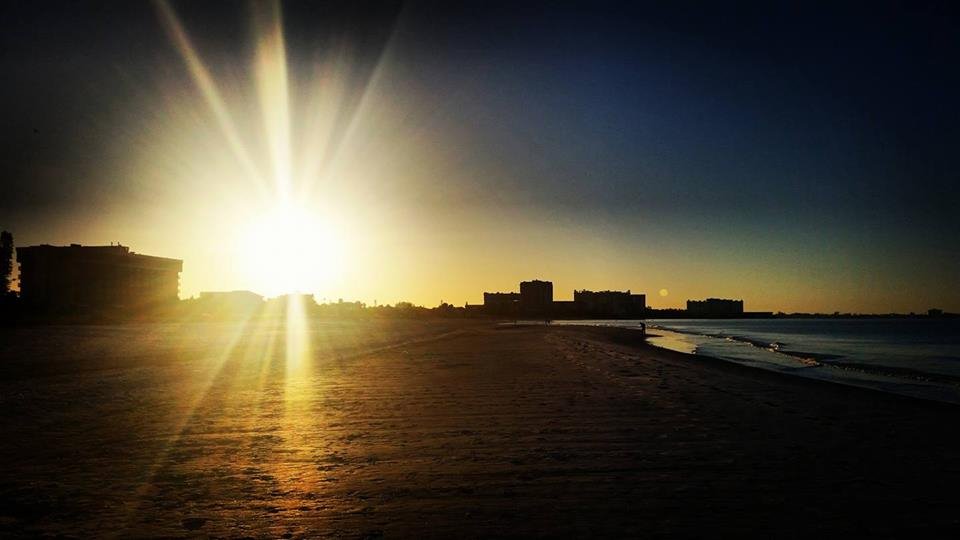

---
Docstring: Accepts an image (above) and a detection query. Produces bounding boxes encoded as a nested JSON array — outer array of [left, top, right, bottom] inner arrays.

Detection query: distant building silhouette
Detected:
[[314, 297, 367, 318], [199, 290, 264, 304], [482, 280, 649, 319], [265, 293, 318, 311], [520, 280, 553, 315], [16, 244, 182, 313], [573, 290, 646, 317], [483, 292, 520, 316], [197, 290, 264, 316], [686, 298, 744, 316]]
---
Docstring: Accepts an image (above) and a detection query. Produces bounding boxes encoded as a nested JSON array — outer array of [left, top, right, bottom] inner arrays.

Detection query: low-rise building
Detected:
[[196, 290, 264, 316], [573, 290, 646, 317], [686, 298, 744, 316], [16, 243, 182, 313], [483, 291, 521, 315]]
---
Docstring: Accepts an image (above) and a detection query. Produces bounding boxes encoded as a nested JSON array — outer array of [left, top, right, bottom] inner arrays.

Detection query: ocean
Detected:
[[560, 318, 960, 404]]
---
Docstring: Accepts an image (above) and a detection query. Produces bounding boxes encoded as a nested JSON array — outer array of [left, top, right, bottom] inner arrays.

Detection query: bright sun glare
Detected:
[[158, 1, 357, 299], [237, 203, 345, 297]]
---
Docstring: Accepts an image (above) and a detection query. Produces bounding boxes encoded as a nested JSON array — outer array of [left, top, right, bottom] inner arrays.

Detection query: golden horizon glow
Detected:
[[235, 202, 347, 297]]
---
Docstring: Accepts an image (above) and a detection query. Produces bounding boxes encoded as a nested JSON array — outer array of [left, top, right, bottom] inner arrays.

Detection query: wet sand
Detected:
[[1, 321, 959, 538]]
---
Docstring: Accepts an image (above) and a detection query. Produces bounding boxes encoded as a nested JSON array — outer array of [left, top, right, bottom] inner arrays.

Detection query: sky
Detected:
[[2, 1, 959, 313]]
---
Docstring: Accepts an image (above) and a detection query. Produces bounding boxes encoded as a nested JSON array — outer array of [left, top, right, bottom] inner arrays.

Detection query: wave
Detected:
[[649, 323, 960, 388], [649, 325, 832, 365]]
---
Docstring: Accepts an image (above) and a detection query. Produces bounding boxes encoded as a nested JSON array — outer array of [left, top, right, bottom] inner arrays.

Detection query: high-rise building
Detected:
[[520, 280, 553, 314]]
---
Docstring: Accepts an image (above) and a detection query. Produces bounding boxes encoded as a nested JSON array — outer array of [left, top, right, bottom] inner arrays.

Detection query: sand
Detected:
[[1, 320, 959, 538]]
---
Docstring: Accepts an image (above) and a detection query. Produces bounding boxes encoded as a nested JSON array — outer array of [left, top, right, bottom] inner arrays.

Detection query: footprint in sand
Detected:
[[181, 517, 207, 530]]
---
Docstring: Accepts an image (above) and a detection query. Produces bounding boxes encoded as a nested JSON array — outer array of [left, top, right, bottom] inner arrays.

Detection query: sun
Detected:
[[235, 202, 345, 297]]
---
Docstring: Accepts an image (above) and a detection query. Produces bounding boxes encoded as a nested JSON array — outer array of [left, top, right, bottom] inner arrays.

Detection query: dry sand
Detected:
[[1, 320, 959, 538]]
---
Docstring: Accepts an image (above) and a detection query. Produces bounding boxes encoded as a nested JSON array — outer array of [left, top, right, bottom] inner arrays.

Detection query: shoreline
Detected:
[[561, 320, 960, 407], [561, 324, 960, 411]]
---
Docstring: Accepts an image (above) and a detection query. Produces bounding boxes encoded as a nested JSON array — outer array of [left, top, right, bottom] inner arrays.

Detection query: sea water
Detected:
[[560, 318, 960, 404]]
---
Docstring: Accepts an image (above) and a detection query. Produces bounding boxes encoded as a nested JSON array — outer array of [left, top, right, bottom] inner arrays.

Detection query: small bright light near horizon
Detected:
[[235, 202, 346, 297], [659, 288, 669, 297]]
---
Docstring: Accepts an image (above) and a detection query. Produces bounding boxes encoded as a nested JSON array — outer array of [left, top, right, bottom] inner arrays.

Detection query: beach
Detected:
[[1, 320, 959, 538]]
